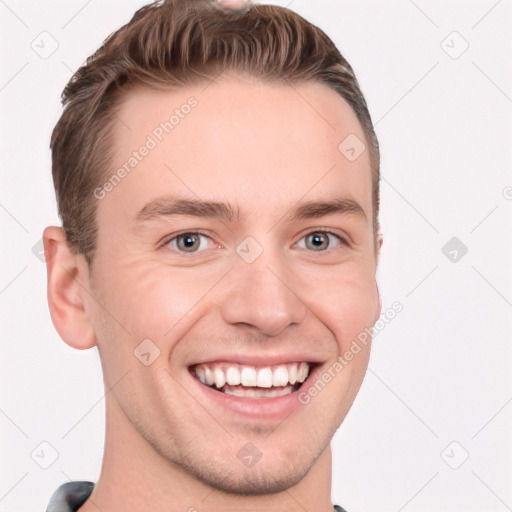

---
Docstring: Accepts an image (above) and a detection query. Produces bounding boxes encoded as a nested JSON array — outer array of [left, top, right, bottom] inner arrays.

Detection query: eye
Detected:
[[161, 229, 347, 255], [164, 231, 215, 254], [295, 230, 346, 252]]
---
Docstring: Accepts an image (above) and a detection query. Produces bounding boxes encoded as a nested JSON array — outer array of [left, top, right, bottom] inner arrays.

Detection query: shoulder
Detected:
[[46, 481, 95, 512]]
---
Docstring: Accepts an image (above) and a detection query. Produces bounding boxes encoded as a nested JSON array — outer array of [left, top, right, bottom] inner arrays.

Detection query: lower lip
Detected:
[[188, 364, 323, 421]]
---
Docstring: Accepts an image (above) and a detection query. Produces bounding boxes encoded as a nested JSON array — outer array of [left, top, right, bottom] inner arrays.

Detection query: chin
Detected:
[[175, 434, 329, 496]]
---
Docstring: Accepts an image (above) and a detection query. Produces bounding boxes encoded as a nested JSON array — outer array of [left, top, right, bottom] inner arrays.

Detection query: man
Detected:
[[44, 0, 382, 510]]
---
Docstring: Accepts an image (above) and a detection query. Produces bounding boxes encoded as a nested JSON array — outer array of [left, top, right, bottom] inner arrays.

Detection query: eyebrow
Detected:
[[135, 196, 367, 224]]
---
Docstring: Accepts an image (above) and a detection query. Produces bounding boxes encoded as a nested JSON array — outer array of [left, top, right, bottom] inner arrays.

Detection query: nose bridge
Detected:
[[219, 239, 307, 337]]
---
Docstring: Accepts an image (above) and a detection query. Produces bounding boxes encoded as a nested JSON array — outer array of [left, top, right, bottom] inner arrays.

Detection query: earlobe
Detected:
[[43, 226, 96, 350]]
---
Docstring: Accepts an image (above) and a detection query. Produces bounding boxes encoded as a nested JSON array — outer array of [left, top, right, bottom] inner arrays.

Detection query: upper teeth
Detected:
[[193, 362, 311, 389]]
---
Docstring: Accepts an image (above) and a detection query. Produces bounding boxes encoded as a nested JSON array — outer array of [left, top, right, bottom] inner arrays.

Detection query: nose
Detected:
[[219, 249, 307, 337]]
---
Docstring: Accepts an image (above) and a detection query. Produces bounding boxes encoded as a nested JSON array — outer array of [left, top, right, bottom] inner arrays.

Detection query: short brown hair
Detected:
[[51, 0, 380, 266]]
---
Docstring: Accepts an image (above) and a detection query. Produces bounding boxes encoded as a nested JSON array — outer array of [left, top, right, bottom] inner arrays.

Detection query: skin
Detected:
[[214, 0, 252, 13], [44, 74, 382, 512]]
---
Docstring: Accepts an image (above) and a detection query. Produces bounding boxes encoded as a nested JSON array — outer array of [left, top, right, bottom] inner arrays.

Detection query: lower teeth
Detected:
[[220, 383, 297, 398]]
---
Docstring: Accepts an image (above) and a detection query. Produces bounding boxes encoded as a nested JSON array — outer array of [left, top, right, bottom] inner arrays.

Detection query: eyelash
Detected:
[[160, 229, 349, 255]]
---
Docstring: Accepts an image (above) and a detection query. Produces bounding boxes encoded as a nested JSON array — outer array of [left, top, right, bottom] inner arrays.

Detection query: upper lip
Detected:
[[187, 352, 325, 367]]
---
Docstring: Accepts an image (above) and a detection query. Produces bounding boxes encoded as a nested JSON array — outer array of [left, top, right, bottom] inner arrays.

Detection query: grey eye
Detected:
[[296, 231, 343, 252], [168, 233, 210, 253]]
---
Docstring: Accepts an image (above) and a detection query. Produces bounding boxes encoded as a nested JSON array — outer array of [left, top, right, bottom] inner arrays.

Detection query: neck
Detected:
[[79, 396, 335, 512]]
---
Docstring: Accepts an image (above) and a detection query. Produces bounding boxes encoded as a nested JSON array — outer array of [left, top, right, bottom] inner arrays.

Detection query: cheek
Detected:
[[91, 249, 377, 359], [298, 262, 378, 349], [96, 261, 226, 344]]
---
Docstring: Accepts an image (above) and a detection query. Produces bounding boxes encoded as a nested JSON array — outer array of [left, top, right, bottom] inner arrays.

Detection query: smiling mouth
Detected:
[[190, 361, 316, 398]]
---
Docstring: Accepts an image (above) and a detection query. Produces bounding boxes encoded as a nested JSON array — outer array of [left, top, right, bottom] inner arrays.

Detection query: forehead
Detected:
[[102, 76, 373, 223]]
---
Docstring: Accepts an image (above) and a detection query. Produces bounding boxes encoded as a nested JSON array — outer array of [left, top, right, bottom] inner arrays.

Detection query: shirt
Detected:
[[46, 481, 349, 511]]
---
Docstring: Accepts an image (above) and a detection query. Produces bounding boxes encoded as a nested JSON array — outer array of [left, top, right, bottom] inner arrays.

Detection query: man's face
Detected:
[[86, 75, 381, 493]]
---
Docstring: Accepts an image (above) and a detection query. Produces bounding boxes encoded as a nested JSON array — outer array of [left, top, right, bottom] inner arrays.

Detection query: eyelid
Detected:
[[295, 225, 351, 243]]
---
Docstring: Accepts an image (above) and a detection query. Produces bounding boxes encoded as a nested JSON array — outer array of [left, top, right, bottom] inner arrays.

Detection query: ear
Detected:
[[372, 234, 383, 324], [43, 226, 96, 350], [373, 282, 382, 324], [375, 233, 383, 263]]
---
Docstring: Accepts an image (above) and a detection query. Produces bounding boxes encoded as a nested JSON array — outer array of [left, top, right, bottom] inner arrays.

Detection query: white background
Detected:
[[1, 0, 511, 510]]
